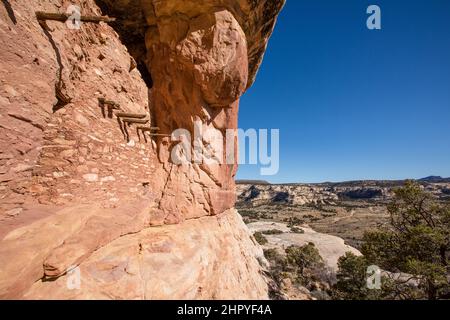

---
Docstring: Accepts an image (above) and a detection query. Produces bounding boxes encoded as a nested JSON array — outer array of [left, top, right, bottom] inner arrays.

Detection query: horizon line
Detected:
[[236, 175, 450, 185]]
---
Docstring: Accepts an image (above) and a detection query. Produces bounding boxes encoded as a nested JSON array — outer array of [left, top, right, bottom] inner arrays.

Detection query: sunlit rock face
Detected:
[[146, 9, 247, 222], [106, 0, 285, 222], [23, 209, 269, 300]]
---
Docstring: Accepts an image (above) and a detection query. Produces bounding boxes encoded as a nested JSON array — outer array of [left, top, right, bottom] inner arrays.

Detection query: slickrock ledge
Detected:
[[0, 0, 284, 299], [20, 209, 267, 300]]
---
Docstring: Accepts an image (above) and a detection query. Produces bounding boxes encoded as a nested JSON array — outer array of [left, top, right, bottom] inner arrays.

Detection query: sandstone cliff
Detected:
[[0, 0, 284, 299]]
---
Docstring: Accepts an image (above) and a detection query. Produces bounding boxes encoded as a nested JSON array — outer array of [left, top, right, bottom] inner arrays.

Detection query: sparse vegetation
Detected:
[[333, 181, 450, 300], [240, 180, 450, 300], [332, 252, 388, 300], [260, 213, 273, 220], [306, 203, 338, 214], [285, 243, 325, 284], [263, 248, 288, 285], [286, 217, 304, 227], [290, 227, 304, 234], [321, 212, 337, 217], [242, 217, 251, 224], [263, 243, 334, 299], [239, 209, 259, 220], [253, 232, 268, 245], [261, 229, 284, 235]]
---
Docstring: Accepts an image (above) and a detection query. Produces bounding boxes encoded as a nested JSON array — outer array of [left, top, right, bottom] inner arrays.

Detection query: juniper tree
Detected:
[[360, 181, 450, 299]]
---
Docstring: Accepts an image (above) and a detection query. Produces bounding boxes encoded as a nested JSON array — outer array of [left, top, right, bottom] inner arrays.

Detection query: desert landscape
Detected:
[[237, 177, 450, 248], [1, 0, 449, 302], [237, 178, 450, 299]]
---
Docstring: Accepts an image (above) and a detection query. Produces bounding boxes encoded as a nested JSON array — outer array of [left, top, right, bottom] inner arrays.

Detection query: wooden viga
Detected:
[[136, 126, 171, 138], [98, 98, 170, 139], [36, 11, 116, 31], [115, 112, 160, 136], [98, 98, 121, 110], [36, 12, 116, 24]]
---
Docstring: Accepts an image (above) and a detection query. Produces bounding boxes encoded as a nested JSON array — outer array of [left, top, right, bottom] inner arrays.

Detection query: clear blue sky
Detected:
[[236, 0, 450, 183]]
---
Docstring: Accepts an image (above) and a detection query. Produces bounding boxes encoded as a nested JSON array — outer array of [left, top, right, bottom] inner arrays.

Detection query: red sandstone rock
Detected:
[[24, 209, 269, 300], [0, 0, 284, 299]]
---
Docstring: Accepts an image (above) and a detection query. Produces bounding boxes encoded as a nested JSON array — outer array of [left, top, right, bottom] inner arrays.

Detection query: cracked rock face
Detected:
[[100, 0, 285, 221], [24, 209, 269, 300], [148, 9, 248, 221]]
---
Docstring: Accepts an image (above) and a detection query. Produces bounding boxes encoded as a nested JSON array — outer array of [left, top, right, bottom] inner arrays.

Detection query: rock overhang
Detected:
[[98, 0, 285, 89], [92, 0, 286, 219]]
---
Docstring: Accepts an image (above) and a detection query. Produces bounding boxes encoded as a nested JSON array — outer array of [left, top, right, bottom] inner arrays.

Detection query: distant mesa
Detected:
[[418, 176, 450, 183], [237, 176, 450, 186], [236, 175, 450, 206], [236, 180, 270, 185]]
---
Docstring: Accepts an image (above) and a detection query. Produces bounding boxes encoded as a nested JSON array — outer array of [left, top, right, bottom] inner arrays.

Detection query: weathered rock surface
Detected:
[[15, 209, 267, 300], [95, 0, 284, 221], [145, 8, 247, 221], [0, 201, 157, 298], [0, 0, 156, 215], [0, 0, 284, 299], [100, 0, 285, 89]]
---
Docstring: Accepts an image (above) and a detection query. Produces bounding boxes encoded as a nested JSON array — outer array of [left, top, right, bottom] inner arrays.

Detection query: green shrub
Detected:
[[239, 209, 259, 219], [290, 227, 304, 234], [286, 217, 304, 227], [253, 232, 268, 245], [333, 181, 450, 300], [285, 243, 323, 274], [260, 213, 273, 219], [262, 229, 284, 235]]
